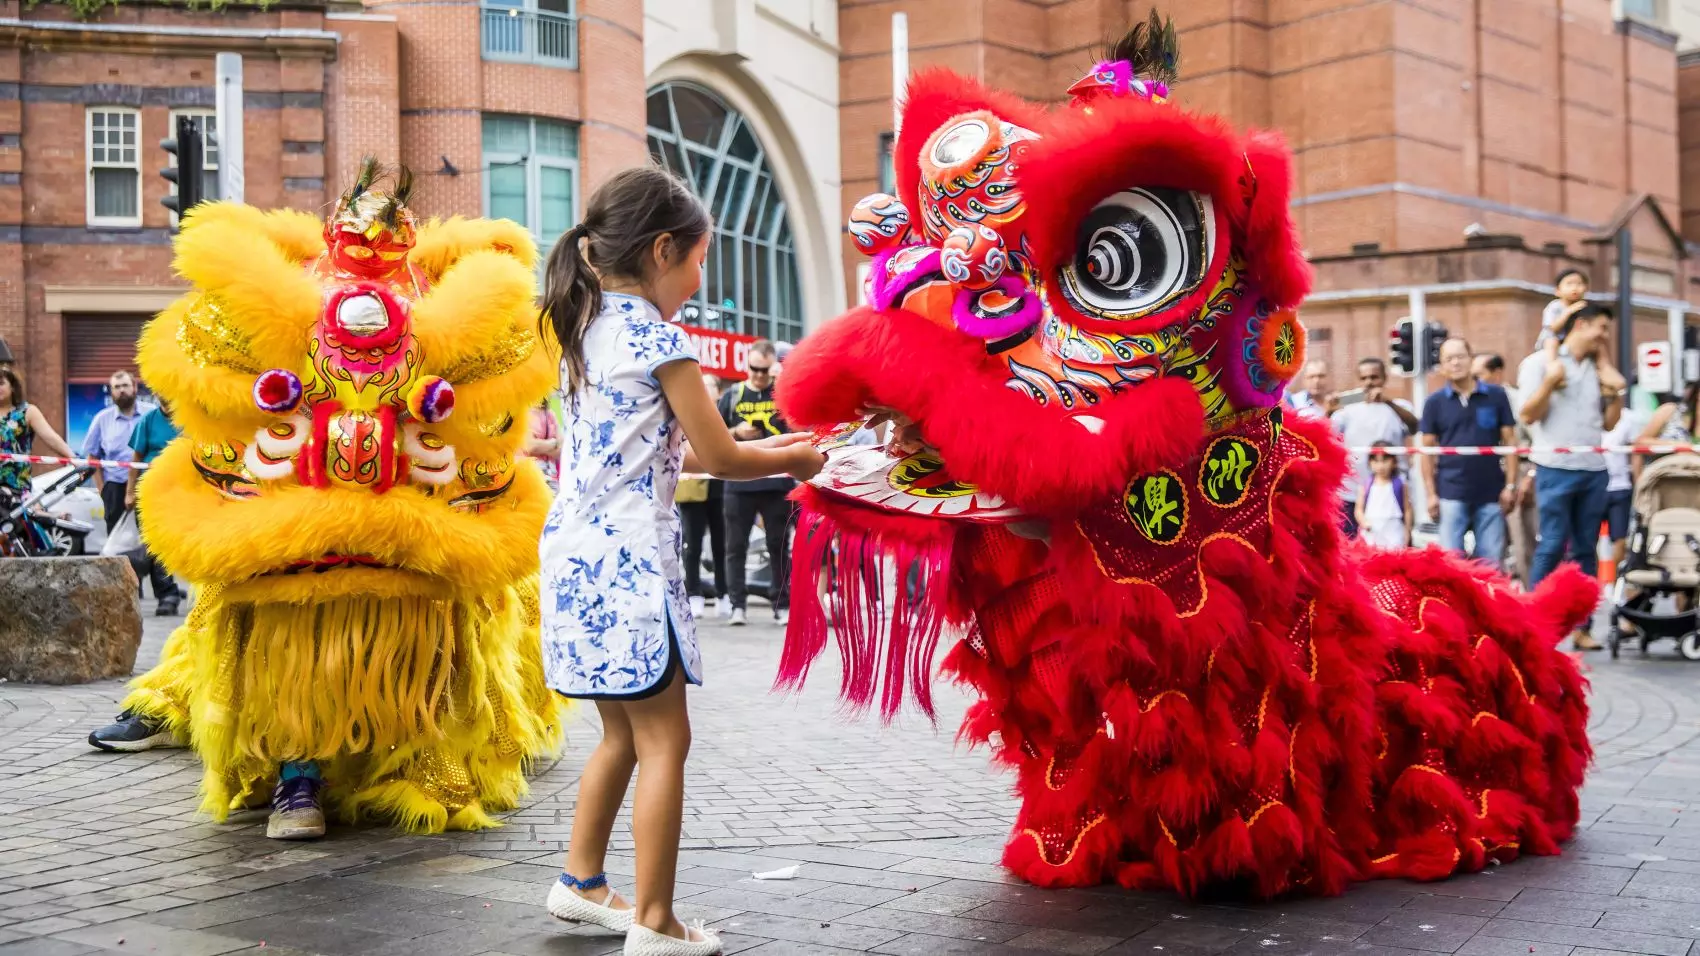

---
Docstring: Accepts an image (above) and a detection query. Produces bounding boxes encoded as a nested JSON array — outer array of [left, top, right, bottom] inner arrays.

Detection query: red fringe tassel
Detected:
[[776, 502, 956, 720]]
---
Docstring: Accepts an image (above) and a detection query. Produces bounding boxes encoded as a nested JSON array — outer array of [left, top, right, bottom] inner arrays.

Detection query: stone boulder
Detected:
[[0, 556, 143, 684]]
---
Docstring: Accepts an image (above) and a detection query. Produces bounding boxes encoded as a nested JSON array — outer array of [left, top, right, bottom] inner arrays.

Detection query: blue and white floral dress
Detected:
[[540, 292, 702, 699]]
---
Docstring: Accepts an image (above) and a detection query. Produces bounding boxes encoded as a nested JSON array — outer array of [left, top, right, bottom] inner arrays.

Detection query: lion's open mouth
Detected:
[[263, 554, 395, 576]]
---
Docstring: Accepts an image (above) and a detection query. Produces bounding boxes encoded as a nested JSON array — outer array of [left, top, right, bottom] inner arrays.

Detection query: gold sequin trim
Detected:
[[486, 680, 522, 757], [1018, 813, 1107, 867], [408, 748, 476, 811], [437, 325, 536, 384], [177, 293, 263, 373]]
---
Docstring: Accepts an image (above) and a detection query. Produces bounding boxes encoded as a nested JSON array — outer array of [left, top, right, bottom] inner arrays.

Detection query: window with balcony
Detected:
[[482, 114, 579, 253], [482, 0, 577, 68], [87, 107, 140, 227]]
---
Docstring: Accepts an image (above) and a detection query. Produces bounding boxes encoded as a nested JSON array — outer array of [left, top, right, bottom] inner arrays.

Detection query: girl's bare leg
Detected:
[[562, 699, 638, 910], [625, 671, 696, 938]]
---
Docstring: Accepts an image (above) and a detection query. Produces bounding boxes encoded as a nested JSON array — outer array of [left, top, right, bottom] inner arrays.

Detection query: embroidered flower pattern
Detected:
[[539, 293, 701, 697]]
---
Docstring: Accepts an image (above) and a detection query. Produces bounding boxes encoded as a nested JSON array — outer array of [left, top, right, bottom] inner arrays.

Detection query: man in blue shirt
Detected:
[[1419, 338, 1519, 567], [81, 370, 153, 534], [126, 403, 182, 616]]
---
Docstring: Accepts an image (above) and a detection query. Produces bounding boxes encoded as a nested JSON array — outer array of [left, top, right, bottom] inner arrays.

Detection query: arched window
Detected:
[[645, 81, 803, 343]]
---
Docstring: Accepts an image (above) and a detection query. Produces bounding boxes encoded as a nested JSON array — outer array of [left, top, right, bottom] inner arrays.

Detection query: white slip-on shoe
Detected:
[[547, 876, 634, 933], [624, 920, 722, 956]]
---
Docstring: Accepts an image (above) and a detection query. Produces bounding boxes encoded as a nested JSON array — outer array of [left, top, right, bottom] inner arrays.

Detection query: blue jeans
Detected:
[[1530, 466, 1609, 588], [1439, 499, 1507, 568]]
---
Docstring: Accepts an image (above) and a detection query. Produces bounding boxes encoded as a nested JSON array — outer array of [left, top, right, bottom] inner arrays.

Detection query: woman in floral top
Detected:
[[0, 366, 76, 500], [535, 167, 822, 956]]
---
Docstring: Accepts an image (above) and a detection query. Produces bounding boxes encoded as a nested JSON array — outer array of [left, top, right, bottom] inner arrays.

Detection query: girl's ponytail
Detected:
[[540, 222, 601, 395], [537, 165, 710, 395]]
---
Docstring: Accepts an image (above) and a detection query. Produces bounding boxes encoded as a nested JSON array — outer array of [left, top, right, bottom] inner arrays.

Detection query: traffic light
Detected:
[[1422, 322, 1449, 371], [160, 114, 205, 226], [1390, 318, 1415, 374]]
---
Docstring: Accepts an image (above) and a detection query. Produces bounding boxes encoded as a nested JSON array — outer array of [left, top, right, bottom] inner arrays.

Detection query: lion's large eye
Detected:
[[1058, 188, 1214, 320]]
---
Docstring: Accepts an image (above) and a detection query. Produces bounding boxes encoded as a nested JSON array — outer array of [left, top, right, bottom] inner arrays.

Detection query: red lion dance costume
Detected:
[[775, 15, 1597, 899]]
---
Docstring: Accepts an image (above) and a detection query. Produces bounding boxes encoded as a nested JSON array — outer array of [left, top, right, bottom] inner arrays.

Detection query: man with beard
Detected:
[[82, 370, 152, 534]]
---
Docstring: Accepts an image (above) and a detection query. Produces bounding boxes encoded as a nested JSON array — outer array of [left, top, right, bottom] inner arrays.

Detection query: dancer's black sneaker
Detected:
[[88, 710, 181, 752]]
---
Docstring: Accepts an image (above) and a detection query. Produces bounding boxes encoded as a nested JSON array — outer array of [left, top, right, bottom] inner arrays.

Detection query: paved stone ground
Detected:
[[1, 597, 1699, 956]]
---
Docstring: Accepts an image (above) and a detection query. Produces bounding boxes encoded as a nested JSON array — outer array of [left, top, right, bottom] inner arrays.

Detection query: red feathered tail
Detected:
[[1357, 550, 1595, 883], [776, 487, 962, 720]]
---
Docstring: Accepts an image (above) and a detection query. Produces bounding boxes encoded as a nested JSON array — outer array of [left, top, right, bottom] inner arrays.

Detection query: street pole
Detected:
[[892, 12, 908, 138], [1617, 228, 1634, 387], [1409, 288, 1428, 409], [215, 53, 245, 204], [1669, 304, 1685, 398]]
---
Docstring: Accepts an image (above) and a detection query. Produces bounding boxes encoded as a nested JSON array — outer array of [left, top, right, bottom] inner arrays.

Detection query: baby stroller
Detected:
[[1610, 451, 1700, 660]]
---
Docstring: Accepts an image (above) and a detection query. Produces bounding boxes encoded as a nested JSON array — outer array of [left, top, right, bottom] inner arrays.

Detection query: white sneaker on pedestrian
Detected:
[[624, 920, 722, 956], [774, 608, 789, 625], [713, 598, 729, 618], [729, 608, 747, 626], [547, 876, 634, 933], [689, 595, 706, 617]]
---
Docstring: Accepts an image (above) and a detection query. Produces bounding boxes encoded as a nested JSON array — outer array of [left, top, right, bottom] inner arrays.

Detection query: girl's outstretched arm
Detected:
[[657, 359, 822, 482]]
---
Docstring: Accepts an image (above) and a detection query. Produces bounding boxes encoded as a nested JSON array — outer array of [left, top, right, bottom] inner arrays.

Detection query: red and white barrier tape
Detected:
[[1, 452, 150, 470], [1347, 443, 1700, 457], [12, 445, 1700, 469]]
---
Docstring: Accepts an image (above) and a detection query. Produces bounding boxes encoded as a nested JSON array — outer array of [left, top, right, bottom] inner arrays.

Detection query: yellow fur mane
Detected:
[[126, 202, 565, 832]]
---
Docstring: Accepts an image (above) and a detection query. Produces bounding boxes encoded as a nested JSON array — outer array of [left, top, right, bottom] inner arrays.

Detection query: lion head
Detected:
[[136, 164, 554, 604], [784, 14, 1313, 515]]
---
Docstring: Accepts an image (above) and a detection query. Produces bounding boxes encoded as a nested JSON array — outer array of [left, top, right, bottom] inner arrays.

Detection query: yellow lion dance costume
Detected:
[[121, 164, 565, 834]]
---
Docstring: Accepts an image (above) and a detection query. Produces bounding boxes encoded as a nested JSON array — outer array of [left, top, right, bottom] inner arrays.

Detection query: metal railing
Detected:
[[481, 5, 578, 68]]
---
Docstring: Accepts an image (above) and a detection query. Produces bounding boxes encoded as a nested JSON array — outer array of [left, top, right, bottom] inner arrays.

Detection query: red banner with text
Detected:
[[678, 323, 760, 381]]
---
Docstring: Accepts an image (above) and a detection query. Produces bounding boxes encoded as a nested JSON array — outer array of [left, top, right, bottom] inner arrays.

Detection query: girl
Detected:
[[537, 166, 823, 956], [1355, 442, 1411, 550]]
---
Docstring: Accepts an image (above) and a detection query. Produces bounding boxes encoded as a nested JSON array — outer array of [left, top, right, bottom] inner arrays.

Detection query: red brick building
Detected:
[[9, 0, 1700, 444], [839, 0, 1700, 398], [0, 0, 645, 442]]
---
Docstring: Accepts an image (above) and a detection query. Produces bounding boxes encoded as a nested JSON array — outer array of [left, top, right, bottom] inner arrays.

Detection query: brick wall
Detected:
[[3, 0, 645, 433], [369, 0, 645, 220], [1678, 53, 1700, 242], [0, 1, 341, 431], [840, 0, 1698, 394], [325, 13, 401, 190]]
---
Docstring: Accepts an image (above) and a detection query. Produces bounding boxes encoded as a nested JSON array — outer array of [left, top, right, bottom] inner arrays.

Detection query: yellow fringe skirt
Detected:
[[123, 582, 566, 833]]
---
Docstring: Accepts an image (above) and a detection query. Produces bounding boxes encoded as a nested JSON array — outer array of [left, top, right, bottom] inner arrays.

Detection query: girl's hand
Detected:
[[752, 432, 815, 450], [787, 444, 826, 482]]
